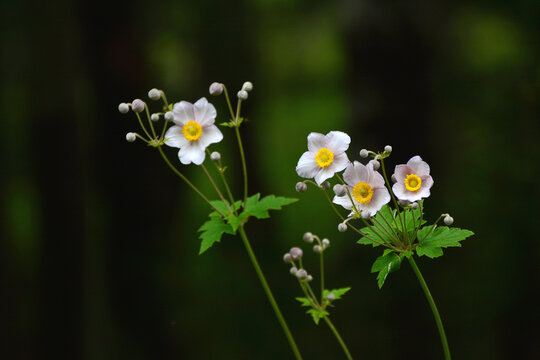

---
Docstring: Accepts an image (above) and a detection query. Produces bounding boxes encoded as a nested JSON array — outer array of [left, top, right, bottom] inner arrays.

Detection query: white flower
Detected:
[[164, 97, 223, 165], [392, 156, 434, 202], [296, 131, 351, 185], [333, 161, 391, 217]]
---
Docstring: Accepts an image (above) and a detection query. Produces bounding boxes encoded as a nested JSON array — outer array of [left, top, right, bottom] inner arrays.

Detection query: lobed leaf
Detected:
[[306, 309, 329, 325], [295, 297, 312, 307], [371, 252, 402, 288], [323, 287, 351, 300], [240, 193, 298, 221], [198, 216, 235, 255], [416, 226, 474, 258]]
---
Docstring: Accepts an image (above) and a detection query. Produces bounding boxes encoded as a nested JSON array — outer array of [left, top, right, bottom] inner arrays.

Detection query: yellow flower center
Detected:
[[315, 148, 334, 167], [404, 174, 422, 191], [182, 120, 203, 141], [353, 182, 374, 204]]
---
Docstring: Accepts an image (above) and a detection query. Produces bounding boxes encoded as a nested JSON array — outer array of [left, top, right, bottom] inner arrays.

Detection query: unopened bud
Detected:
[[283, 253, 292, 263], [164, 111, 174, 121], [322, 238, 330, 248], [361, 211, 371, 219], [296, 269, 308, 280], [290, 247, 303, 260], [411, 202, 419, 209], [444, 215, 454, 225], [333, 184, 346, 197], [151, 113, 159, 122], [125, 132, 136, 142], [384, 145, 392, 153], [290, 267, 298, 275], [148, 88, 161, 100], [118, 103, 129, 114], [131, 99, 145, 113], [321, 181, 331, 189], [360, 149, 369, 158], [210, 151, 221, 162], [242, 81, 253, 92], [209, 82, 223, 96], [306, 275, 313, 282], [313, 245, 322, 253], [399, 200, 410, 207], [303, 232, 314, 243], [295, 182, 307, 192], [369, 159, 380, 170], [237, 90, 248, 100], [327, 293, 336, 301], [338, 223, 347, 232], [391, 174, 397, 183]]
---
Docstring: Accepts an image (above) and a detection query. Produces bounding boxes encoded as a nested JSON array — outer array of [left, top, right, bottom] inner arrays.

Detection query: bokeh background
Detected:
[[1, 0, 539, 359]]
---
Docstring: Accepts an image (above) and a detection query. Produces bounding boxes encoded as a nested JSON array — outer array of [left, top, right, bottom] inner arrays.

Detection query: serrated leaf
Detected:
[[323, 287, 351, 300], [209, 200, 242, 218], [306, 309, 329, 325], [371, 252, 401, 288], [357, 227, 383, 247], [416, 226, 474, 258], [295, 297, 312, 307], [198, 216, 235, 254], [375, 204, 398, 235], [239, 193, 298, 222]]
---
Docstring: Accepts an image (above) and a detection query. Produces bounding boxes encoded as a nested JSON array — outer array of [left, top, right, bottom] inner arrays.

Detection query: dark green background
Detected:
[[1, 0, 539, 359]]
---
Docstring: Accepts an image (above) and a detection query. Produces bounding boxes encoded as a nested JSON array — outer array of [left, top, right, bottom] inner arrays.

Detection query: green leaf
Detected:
[[357, 226, 383, 247], [323, 287, 351, 300], [416, 226, 474, 258], [371, 252, 401, 288], [219, 122, 234, 127], [306, 309, 329, 325], [239, 193, 298, 222], [198, 216, 235, 254], [295, 297, 312, 307], [375, 204, 397, 235], [208, 199, 242, 218]]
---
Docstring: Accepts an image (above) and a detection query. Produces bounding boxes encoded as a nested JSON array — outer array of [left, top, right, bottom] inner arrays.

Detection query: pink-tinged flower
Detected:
[[333, 161, 390, 217], [164, 97, 223, 165], [392, 156, 434, 202], [296, 131, 351, 185]]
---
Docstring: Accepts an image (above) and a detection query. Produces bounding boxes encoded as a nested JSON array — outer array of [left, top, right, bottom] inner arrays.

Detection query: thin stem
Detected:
[[135, 112, 152, 139], [379, 157, 406, 235], [156, 146, 225, 217], [206, 149, 238, 215], [144, 104, 157, 138], [320, 250, 325, 300], [201, 164, 233, 214], [237, 226, 303, 360], [323, 316, 353, 360], [235, 126, 248, 207], [408, 257, 451, 360], [221, 84, 237, 121]]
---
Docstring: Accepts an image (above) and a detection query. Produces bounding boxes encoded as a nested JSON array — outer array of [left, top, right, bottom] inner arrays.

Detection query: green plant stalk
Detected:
[[201, 164, 233, 214], [235, 126, 248, 207], [323, 316, 353, 360], [408, 257, 451, 360], [238, 226, 303, 360], [379, 157, 407, 238]]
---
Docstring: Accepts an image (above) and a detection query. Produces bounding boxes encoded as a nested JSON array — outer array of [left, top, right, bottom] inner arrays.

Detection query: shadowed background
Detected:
[[1, 0, 539, 359]]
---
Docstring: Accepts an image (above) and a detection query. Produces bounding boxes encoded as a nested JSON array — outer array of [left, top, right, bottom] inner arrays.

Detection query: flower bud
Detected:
[[359, 149, 369, 158], [290, 247, 303, 260], [361, 211, 371, 219], [151, 113, 159, 122], [444, 215, 454, 225], [164, 111, 174, 121], [333, 184, 346, 197], [290, 267, 298, 275], [303, 232, 314, 243], [322, 238, 330, 248], [131, 99, 145, 113], [296, 269, 308, 280], [411, 202, 419, 209], [283, 253, 292, 263], [369, 159, 380, 170], [209, 82, 223, 96], [327, 293, 336, 301], [338, 223, 347, 232], [399, 200, 410, 207], [242, 81, 253, 91], [118, 103, 129, 114], [237, 90, 248, 100], [321, 181, 331, 189], [210, 151, 221, 162], [125, 132, 136, 142], [306, 275, 313, 282], [391, 174, 397, 183], [384, 145, 392, 153], [295, 182, 307, 192], [313, 245, 322, 253], [148, 88, 161, 100]]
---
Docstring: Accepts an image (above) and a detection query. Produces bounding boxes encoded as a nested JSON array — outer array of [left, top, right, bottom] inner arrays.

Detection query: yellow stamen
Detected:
[[315, 148, 334, 167], [353, 182, 374, 204], [182, 120, 203, 141], [404, 174, 422, 191]]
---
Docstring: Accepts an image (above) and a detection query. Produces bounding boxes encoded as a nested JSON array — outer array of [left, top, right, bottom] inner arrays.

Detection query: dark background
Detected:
[[1, 0, 539, 359]]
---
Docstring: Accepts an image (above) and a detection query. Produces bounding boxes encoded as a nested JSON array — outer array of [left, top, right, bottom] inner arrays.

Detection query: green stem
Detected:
[[235, 126, 248, 207], [323, 316, 353, 360], [320, 250, 325, 300], [237, 226, 303, 360], [201, 164, 233, 214], [379, 157, 407, 236], [408, 257, 451, 360]]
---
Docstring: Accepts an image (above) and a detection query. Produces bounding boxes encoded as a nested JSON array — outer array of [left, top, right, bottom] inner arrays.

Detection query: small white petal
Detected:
[[407, 156, 430, 177], [333, 194, 353, 210], [328, 152, 350, 174], [296, 152, 319, 179], [198, 125, 223, 148], [178, 141, 206, 165], [314, 167, 335, 185], [307, 133, 327, 152], [343, 161, 368, 186], [394, 164, 412, 182], [194, 97, 217, 127], [164, 126, 189, 148], [325, 131, 351, 153], [172, 101, 195, 126]]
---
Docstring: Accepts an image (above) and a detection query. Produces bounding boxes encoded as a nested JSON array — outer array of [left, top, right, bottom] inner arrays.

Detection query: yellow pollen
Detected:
[[315, 148, 334, 167], [353, 182, 374, 204], [404, 174, 422, 191], [182, 120, 203, 141]]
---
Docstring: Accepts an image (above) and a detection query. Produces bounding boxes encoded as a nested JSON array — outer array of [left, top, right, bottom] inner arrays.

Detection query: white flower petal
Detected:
[[325, 131, 351, 153], [194, 97, 217, 127], [368, 187, 391, 214], [393, 164, 412, 182], [333, 193, 353, 210], [314, 167, 335, 185], [328, 152, 350, 174], [178, 141, 206, 165], [172, 101, 195, 126], [296, 152, 319, 179], [307, 133, 327, 152], [198, 125, 223, 148], [164, 126, 188, 148], [366, 166, 386, 188], [407, 156, 430, 177], [343, 161, 368, 186]]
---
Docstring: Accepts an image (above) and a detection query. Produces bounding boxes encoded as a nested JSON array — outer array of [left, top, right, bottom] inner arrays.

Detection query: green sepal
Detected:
[[371, 252, 402, 288], [198, 216, 235, 254], [416, 226, 474, 258], [219, 122, 235, 127], [306, 309, 329, 325]]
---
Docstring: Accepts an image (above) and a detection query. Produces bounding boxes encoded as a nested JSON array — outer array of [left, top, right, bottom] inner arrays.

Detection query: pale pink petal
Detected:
[[325, 131, 351, 153], [314, 167, 335, 185], [296, 152, 319, 179], [328, 152, 350, 174], [392, 181, 411, 201], [333, 193, 354, 210], [421, 174, 434, 190], [172, 101, 195, 126], [367, 166, 386, 188], [164, 126, 188, 149], [178, 141, 206, 165], [194, 97, 217, 127], [343, 161, 368, 186], [369, 187, 391, 213], [394, 164, 412, 182], [198, 125, 223, 148], [407, 156, 430, 177], [307, 133, 327, 152]]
